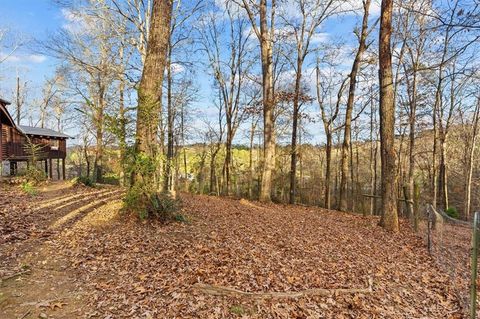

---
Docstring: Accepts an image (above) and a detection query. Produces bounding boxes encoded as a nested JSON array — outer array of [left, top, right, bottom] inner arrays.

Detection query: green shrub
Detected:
[[102, 173, 120, 185], [71, 176, 95, 187], [124, 185, 182, 222], [446, 206, 459, 219], [24, 167, 46, 185], [20, 181, 37, 196], [174, 213, 188, 223]]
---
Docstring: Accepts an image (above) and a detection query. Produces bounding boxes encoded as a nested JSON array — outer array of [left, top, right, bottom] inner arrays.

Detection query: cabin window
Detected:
[[50, 139, 59, 150]]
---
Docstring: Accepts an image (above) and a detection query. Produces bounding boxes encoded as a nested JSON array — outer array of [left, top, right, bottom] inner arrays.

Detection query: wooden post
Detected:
[[44, 160, 48, 176], [62, 157, 66, 180], [470, 211, 479, 319], [57, 158, 60, 180], [10, 161, 15, 176], [49, 158, 53, 179]]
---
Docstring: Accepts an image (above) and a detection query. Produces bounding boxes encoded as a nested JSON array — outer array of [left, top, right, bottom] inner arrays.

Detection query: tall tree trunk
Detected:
[[431, 29, 449, 209], [210, 150, 218, 194], [197, 147, 207, 194], [339, 0, 371, 211], [133, 0, 172, 188], [324, 131, 332, 209], [369, 89, 376, 215], [464, 98, 480, 219], [406, 57, 418, 222], [378, 0, 398, 232], [223, 126, 233, 195], [369, 141, 375, 215], [373, 139, 379, 215], [437, 133, 448, 211], [16, 76, 21, 125], [94, 93, 104, 184], [84, 144, 90, 179], [164, 43, 176, 196], [289, 63, 302, 204], [118, 45, 127, 187], [181, 103, 188, 192], [248, 119, 256, 198], [118, 78, 127, 186], [258, 0, 276, 202]]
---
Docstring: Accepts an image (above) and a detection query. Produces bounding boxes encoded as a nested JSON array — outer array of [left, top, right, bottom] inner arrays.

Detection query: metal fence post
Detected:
[[470, 211, 479, 319]]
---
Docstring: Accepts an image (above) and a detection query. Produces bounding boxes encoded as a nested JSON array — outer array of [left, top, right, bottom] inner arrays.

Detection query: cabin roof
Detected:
[[0, 99, 16, 127], [0, 98, 11, 105], [19, 125, 71, 139], [0, 96, 72, 139]]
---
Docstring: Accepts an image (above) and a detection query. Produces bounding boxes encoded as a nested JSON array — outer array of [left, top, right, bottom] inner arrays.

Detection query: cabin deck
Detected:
[[0, 98, 70, 179]]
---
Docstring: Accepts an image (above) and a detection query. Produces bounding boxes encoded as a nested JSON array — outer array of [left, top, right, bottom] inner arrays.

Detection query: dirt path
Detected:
[[0, 182, 124, 319], [0, 186, 464, 318]]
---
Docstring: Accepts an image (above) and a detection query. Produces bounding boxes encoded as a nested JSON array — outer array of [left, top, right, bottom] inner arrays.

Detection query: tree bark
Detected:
[[248, 118, 257, 198], [289, 62, 302, 204], [406, 54, 418, 222], [244, 0, 276, 202], [437, 134, 448, 211], [118, 44, 127, 187], [378, 0, 399, 232], [164, 42, 176, 196], [324, 131, 332, 209], [339, 0, 371, 211], [259, 31, 275, 202], [94, 93, 104, 184], [133, 0, 173, 187], [369, 87, 376, 215], [464, 99, 480, 219]]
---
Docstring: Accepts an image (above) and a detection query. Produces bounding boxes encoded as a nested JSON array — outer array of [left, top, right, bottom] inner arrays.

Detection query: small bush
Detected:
[[446, 206, 459, 219], [103, 173, 120, 185], [174, 213, 188, 223], [20, 181, 37, 196], [24, 167, 46, 185], [71, 176, 95, 187], [124, 186, 182, 222]]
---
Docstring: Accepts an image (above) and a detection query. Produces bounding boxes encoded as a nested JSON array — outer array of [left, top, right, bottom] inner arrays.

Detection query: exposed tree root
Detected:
[[193, 278, 373, 300], [0, 270, 31, 284]]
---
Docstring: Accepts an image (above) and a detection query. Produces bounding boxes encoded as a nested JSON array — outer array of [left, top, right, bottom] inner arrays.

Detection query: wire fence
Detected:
[[419, 205, 479, 318]]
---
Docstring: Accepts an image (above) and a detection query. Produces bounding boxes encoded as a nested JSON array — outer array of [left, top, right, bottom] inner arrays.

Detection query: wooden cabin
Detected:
[[0, 98, 70, 179]]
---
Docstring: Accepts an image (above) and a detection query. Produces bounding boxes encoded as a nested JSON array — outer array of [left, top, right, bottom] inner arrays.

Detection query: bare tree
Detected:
[[378, 0, 399, 231], [198, 6, 251, 195], [462, 97, 480, 219], [316, 55, 347, 209], [14, 76, 27, 125], [338, 0, 372, 211], [279, 0, 341, 204], [164, 0, 202, 195], [233, 0, 277, 202]]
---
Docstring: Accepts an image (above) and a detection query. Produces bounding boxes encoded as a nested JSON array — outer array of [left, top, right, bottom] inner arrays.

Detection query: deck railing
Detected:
[[4, 142, 66, 159]]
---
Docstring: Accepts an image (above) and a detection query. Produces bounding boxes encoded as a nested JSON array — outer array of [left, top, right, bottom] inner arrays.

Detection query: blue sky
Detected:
[[0, 0, 380, 145], [0, 0, 63, 101]]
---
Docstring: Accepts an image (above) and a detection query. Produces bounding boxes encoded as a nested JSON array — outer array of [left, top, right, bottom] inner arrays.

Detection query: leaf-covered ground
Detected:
[[0, 183, 464, 318]]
